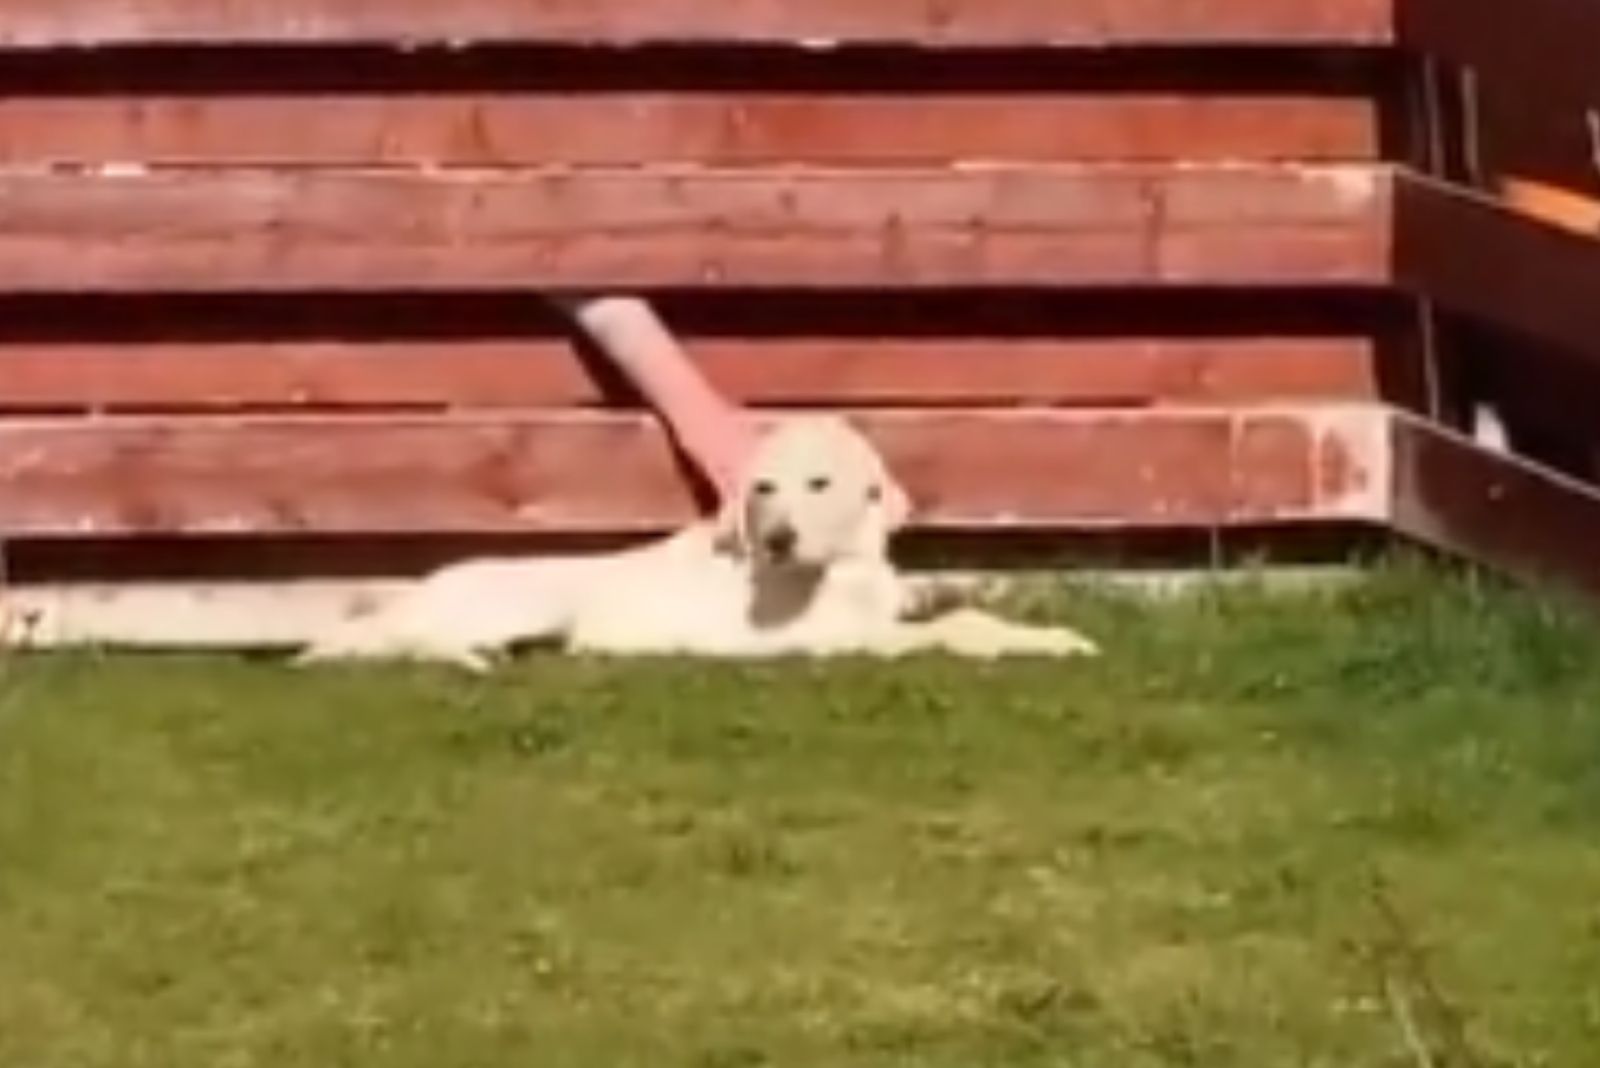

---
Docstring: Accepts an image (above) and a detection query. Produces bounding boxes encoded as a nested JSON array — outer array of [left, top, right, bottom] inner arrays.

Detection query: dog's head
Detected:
[[716, 416, 910, 570]]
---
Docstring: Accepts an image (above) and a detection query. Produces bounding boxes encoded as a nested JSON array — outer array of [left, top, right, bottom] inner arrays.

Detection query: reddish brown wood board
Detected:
[[0, 95, 1379, 168], [0, 165, 1393, 292], [0, 338, 1379, 413], [1390, 414, 1600, 601], [0, 408, 1388, 538], [0, 0, 1393, 48], [1393, 173, 1600, 371]]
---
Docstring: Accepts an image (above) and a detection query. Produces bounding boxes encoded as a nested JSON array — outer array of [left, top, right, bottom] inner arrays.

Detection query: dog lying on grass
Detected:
[[295, 415, 1098, 672]]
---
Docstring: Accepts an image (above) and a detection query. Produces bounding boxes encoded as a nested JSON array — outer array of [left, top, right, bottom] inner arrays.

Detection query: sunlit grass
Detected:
[[1, 557, 1597, 1066]]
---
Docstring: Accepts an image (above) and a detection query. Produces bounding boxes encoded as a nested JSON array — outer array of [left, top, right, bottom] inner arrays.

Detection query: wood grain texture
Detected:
[[1393, 173, 1600, 370], [0, 164, 1393, 291], [0, 0, 1393, 48], [1390, 413, 1600, 600], [0, 95, 1379, 167], [0, 338, 1379, 412], [0, 408, 1388, 537]]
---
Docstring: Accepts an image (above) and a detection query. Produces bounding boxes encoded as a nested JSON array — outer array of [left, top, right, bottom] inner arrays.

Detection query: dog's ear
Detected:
[[845, 469, 908, 561], [850, 473, 911, 561], [883, 476, 908, 530], [875, 471, 912, 533]]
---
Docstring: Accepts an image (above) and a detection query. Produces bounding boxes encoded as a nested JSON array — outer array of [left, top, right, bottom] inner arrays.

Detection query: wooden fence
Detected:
[[1394, 0, 1600, 597], [0, 0, 1594, 599]]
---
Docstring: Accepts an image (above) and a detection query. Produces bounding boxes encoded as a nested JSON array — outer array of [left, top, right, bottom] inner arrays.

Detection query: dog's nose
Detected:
[[762, 526, 797, 560]]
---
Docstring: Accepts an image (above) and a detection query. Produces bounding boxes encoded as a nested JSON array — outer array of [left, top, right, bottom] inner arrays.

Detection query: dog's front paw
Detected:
[[924, 609, 1100, 659], [1025, 626, 1100, 658], [288, 639, 502, 674]]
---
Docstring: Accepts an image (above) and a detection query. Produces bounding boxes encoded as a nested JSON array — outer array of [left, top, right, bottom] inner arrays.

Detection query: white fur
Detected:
[[294, 417, 1098, 671]]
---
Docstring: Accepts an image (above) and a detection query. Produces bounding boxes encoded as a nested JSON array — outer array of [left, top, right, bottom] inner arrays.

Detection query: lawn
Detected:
[[1, 560, 1598, 1067]]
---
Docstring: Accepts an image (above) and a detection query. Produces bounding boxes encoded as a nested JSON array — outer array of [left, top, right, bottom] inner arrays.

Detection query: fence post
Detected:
[[1389, 48, 1473, 430]]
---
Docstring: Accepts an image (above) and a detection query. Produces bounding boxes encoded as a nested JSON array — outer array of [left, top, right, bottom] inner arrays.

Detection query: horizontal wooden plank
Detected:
[[1399, 0, 1600, 107], [1497, 178, 1600, 235], [0, 0, 1392, 48], [0, 407, 1390, 537], [0, 338, 1379, 412], [1390, 412, 1600, 601], [0, 94, 1378, 167], [1393, 173, 1600, 369], [0, 164, 1393, 291]]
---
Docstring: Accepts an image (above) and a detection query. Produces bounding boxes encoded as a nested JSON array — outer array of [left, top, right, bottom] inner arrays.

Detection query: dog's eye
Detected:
[[808, 476, 832, 493], [753, 480, 777, 497], [866, 485, 882, 502]]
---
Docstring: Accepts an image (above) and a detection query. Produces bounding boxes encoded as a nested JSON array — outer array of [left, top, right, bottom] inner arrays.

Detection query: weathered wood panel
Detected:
[[0, 338, 1379, 413], [0, 95, 1378, 167], [1390, 413, 1600, 600], [0, 408, 1389, 537], [0, 164, 1392, 291], [0, 0, 1393, 48], [1393, 173, 1600, 370]]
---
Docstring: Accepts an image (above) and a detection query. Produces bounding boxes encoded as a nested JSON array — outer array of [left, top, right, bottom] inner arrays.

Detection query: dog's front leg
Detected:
[[892, 608, 1099, 659], [291, 639, 502, 674], [433, 645, 505, 674]]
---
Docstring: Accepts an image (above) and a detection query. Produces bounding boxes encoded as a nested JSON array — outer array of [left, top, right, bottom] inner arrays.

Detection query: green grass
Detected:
[[2, 558, 1599, 1067]]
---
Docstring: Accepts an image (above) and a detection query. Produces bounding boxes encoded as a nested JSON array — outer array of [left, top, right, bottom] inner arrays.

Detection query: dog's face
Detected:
[[719, 417, 910, 570]]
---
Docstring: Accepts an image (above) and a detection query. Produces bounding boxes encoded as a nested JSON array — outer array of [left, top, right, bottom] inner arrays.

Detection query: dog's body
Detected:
[[296, 417, 1096, 670]]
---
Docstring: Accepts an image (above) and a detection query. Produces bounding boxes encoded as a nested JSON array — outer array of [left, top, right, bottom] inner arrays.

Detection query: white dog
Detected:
[[294, 416, 1098, 671]]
